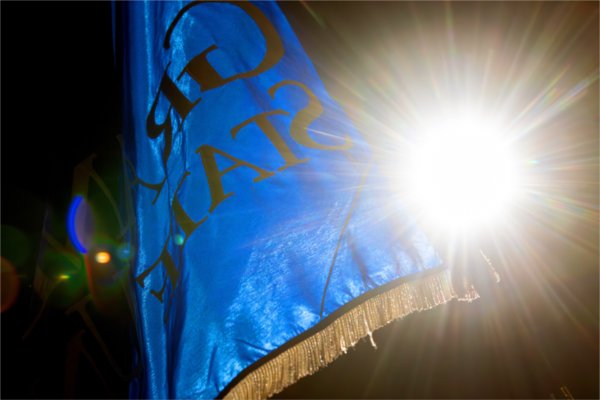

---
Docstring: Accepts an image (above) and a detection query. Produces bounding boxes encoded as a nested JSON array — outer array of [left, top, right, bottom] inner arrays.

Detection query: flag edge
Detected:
[[220, 266, 462, 400]]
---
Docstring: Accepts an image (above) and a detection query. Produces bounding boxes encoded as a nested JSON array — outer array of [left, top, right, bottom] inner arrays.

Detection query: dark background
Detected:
[[2, 1, 598, 399]]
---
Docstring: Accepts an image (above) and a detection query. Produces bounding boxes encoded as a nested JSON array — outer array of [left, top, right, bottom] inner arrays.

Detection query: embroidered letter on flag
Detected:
[[116, 1, 457, 398]]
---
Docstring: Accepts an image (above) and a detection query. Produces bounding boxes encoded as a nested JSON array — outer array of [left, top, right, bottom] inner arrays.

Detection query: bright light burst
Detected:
[[292, 1, 598, 397], [407, 108, 518, 232]]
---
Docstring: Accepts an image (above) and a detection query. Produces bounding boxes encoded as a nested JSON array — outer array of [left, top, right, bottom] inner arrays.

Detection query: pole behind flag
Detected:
[[115, 1, 459, 398]]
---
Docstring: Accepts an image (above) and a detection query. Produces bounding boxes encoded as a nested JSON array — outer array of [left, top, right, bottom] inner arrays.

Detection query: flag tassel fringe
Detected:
[[224, 269, 467, 400]]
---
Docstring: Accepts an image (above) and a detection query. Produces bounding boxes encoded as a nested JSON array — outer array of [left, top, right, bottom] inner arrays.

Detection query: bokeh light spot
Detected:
[[94, 251, 111, 264], [116, 243, 133, 261], [174, 234, 185, 246]]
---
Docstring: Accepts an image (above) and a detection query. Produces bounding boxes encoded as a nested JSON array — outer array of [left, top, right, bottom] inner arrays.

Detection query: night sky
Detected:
[[2, 2, 598, 399]]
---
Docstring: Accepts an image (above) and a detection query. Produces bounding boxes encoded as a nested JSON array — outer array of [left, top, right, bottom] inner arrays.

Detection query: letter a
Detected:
[[198, 145, 274, 213]]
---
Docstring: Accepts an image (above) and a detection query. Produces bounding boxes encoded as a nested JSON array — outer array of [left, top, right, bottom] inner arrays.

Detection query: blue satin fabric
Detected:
[[116, 2, 440, 398]]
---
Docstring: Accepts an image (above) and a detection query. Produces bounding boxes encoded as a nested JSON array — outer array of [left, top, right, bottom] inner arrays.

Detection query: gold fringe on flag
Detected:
[[224, 268, 470, 400]]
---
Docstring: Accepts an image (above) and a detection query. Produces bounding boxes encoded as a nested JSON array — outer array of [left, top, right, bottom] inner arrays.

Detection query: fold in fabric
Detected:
[[115, 2, 443, 398]]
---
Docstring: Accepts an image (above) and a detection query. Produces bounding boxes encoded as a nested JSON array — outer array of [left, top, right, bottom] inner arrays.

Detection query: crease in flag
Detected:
[[115, 1, 470, 398]]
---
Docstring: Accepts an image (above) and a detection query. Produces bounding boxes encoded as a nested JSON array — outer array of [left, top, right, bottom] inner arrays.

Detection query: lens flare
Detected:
[[1, 257, 20, 312], [116, 243, 133, 261], [174, 234, 185, 246], [94, 251, 111, 264], [1, 225, 32, 267], [67, 195, 94, 254]]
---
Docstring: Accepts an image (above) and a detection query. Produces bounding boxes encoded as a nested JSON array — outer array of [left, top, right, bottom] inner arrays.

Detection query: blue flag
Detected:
[[116, 1, 455, 398]]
